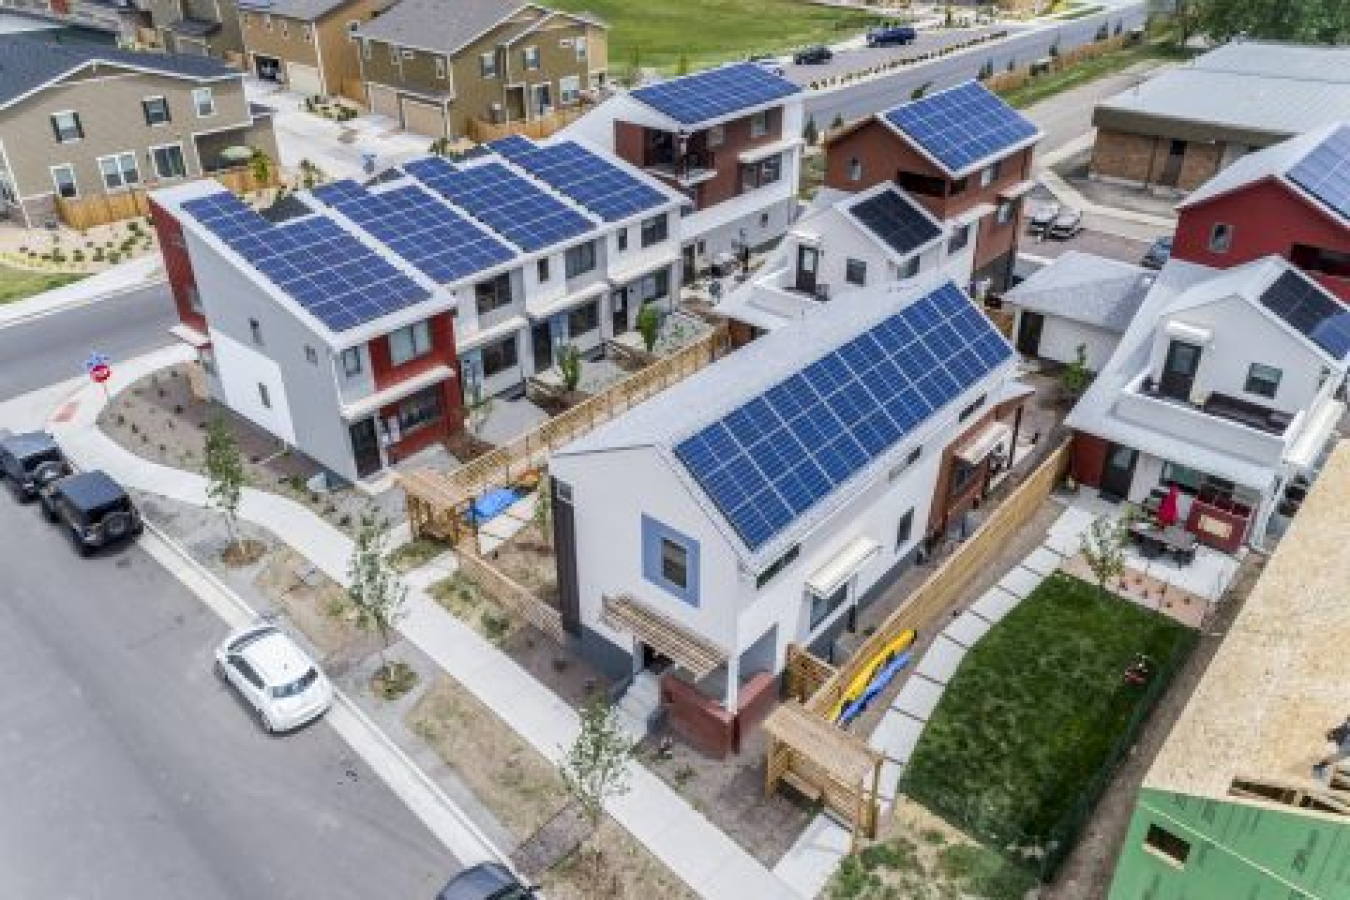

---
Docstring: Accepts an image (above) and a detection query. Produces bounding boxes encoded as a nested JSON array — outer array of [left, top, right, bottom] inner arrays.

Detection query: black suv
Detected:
[[0, 431, 71, 501], [793, 45, 833, 65], [40, 470, 142, 555]]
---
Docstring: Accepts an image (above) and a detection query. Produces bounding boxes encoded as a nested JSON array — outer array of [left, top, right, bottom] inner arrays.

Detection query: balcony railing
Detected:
[[645, 149, 717, 187]]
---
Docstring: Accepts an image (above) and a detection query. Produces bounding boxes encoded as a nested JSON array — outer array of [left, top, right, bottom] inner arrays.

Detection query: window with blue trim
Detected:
[[641, 515, 700, 606]]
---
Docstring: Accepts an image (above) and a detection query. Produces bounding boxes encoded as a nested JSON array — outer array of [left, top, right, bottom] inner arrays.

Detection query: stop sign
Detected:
[[90, 364, 111, 384]]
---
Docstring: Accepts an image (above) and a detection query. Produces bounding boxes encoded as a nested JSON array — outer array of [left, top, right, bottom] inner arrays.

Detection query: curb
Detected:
[[0, 275, 168, 331]]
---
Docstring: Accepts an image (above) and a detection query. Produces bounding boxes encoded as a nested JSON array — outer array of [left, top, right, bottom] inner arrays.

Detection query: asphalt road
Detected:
[[779, 25, 1008, 86], [0, 494, 457, 899], [0, 283, 176, 402]]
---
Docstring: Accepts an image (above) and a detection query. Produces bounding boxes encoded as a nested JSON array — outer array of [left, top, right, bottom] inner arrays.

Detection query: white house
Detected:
[[1067, 256, 1349, 552], [549, 277, 1030, 754]]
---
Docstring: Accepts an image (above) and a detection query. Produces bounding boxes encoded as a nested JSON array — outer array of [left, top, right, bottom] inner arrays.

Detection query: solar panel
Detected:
[[849, 189, 943, 256], [405, 157, 593, 252], [673, 281, 1013, 550], [631, 62, 800, 126], [495, 139, 668, 222], [1288, 126, 1350, 222], [883, 81, 1038, 175], [1258, 270, 1350, 359], [182, 192, 429, 332]]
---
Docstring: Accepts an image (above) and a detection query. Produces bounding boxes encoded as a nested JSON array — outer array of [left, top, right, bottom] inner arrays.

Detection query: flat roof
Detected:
[[1144, 441, 1350, 799]]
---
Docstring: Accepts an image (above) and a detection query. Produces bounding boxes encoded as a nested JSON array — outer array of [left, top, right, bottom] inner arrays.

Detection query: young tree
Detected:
[[249, 149, 272, 186], [465, 381, 493, 436], [1080, 515, 1128, 600], [1060, 343, 1093, 401], [558, 343, 583, 393], [348, 511, 409, 680], [533, 471, 552, 547], [636, 302, 660, 353], [676, 52, 690, 76], [560, 700, 633, 831], [802, 115, 819, 146], [203, 415, 247, 552]]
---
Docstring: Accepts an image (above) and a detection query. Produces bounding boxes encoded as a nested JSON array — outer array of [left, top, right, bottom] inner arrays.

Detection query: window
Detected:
[[522, 45, 540, 70], [660, 538, 688, 588], [640, 213, 668, 247], [347, 19, 359, 40], [150, 144, 187, 180], [1143, 825, 1191, 867], [1209, 222, 1233, 254], [97, 152, 139, 190], [755, 545, 799, 589], [302, 24, 312, 42], [902, 256, 921, 278], [480, 335, 518, 377], [50, 111, 83, 143], [389, 320, 432, 365], [948, 223, 971, 253], [565, 241, 596, 278], [906, 445, 922, 467], [192, 87, 215, 117], [809, 583, 847, 630], [896, 509, 914, 550], [959, 394, 987, 422], [280, 20, 288, 38], [187, 285, 204, 315], [742, 155, 781, 190], [480, 52, 498, 78], [897, 171, 947, 197], [390, 44, 399, 64], [474, 273, 513, 316], [362, 39, 371, 60], [249, 318, 263, 345], [995, 200, 1015, 225], [559, 75, 580, 105], [258, 382, 271, 408], [949, 176, 968, 195], [341, 347, 362, 376], [845, 258, 867, 286], [1244, 363, 1282, 398], [749, 111, 768, 138], [304, 345, 318, 365], [616, 228, 628, 252], [567, 300, 598, 335], [536, 258, 550, 282], [402, 49, 414, 59], [264, 13, 272, 30], [848, 157, 861, 182], [435, 56, 446, 79], [707, 125, 725, 148], [575, 35, 587, 61], [397, 386, 443, 433], [640, 268, 669, 301], [979, 160, 1002, 187], [948, 459, 980, 498]]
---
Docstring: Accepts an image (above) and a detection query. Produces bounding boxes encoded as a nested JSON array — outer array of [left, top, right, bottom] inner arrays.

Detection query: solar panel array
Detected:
[[1258, 270, 1350, 359], [673, 283, 1012, 550], [849, 190, 942, 256], [182, 192, 429, 332], [314, 180, 514, 284], [493, 138, 668, 222], [631, 62, 800, 126], [1288, 125, 1350, 222], [404, 157, 593, 252], [884, 81, 1038, 175]]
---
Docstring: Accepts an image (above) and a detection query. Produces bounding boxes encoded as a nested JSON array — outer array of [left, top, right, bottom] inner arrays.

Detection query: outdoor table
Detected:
[[1129, 522, 1198, 564]]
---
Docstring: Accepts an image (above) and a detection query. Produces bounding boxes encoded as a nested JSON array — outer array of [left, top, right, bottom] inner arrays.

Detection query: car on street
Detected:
[[866, 25, 918, 47], [0, 431, 70, 501], [215, 623, 333, 733], [1048, 206, 1084, 239], [435, 863, 537, 900], [793, 44, 833, 65], [1141, 235, 1173, 269], [39, 470, 142, 554], [1027, 201, 1060, 237]]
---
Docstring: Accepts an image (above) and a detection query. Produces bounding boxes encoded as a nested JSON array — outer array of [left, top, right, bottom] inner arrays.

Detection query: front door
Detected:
[[611, 288, 629, 334], [1159, 340, 1202, 401], [530, 83, 552, 118], [1159, 139, 1186, 188], [532, 322, 553, 372], [795, 245, 818, 295], [1016, 310, 1044, 356], [1099, 443, 1138, 501], [349, 417, 382, 479], [681, 244, 696, 282]]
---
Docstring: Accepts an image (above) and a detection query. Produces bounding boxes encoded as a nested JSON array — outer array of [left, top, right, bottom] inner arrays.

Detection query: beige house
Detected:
[[128, 0, 247, 60], [0, 36, 277, 227], [355, 0, 607, 140], [237, 0, 390, 102]]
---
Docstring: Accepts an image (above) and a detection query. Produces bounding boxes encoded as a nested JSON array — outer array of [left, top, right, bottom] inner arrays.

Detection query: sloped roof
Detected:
[[356, 0, 531, 52], [1004, 251, 1154, 333], [629, 62, 801, 128], [1177, 123, 1349, 218], [236, 0, 367, 22]]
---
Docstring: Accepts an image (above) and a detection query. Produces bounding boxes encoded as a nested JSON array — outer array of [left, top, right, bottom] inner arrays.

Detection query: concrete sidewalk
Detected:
[[0, 255, 163, 329], [45, 346, 800, 900]]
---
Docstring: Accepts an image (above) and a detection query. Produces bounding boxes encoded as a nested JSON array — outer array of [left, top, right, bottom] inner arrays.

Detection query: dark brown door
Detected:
[[1159, 139, 1186, 188], [1159, 340, 1201, 401], [552, 479, 580, 636], [1016, 311, 1044, 356], [795, 245, 819, 294], [1099, 443, 1138, 501], [349, 418, 381, 479]]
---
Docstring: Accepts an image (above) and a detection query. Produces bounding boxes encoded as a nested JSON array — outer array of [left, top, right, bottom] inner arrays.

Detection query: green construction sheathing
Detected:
[[1109, 789, 1350, 900]]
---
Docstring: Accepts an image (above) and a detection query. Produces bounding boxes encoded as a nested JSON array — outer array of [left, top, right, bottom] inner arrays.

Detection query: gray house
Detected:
[[0, 36, 277, 227]]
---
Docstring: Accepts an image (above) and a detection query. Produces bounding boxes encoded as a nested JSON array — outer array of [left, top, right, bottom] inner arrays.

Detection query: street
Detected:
[[0, 492, 457, 899]]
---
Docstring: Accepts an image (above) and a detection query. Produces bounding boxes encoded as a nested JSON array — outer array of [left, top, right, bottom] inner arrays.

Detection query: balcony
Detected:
[[644, 149, 718, 188]]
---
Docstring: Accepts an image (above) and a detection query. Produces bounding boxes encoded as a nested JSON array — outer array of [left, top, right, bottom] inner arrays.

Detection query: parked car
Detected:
[[1048, 206, 1084, 239], [214, 623, 333, 733], [866, 25, 918, 47], [747, 53, 785, 76], [793, 45, 833, 65], [436, 863, 537, 900], [1141, 235, 1173, 269], [39, 470, 141, 555], [0, 431, 70, 501], [1027, 201, 1060, 237]]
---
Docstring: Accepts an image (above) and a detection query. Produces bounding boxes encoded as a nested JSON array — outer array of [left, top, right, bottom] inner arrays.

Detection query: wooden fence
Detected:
[[55, 166, 279, 230], [455, 546, 565, 644], [467, 105, 591, 144]]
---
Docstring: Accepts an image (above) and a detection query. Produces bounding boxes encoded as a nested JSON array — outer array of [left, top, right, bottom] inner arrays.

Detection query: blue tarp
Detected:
[[467, 487, 521, 526]]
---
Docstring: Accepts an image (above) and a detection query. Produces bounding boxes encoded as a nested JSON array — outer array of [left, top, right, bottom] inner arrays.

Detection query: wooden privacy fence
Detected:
[[455, 546, 565, 644], [467, 105, 591, 144], [55, 166, 279, 230]]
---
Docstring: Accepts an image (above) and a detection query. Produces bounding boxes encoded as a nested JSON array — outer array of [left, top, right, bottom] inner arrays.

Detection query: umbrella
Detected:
[[218, 145, 255, 162], [1157, 484, 1180, 526]]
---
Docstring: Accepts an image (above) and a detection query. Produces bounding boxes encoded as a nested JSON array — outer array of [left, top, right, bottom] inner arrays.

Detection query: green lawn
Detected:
[[997, 37, 1196, 109], [903, 573, 1195, 869], [0, 265, 85, 305], [550, 0, 882, 73]]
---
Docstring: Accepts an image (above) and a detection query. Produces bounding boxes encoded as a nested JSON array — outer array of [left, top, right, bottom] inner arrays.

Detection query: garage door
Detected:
[[366, 84, 401, 122], [286, 62, 323, 98], [400, 98, 446, 138]]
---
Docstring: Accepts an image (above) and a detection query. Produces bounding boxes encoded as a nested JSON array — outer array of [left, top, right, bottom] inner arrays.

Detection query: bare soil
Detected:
[[489, 521, 560, 603], [220, 538, 268, 567], [254, 546, 383, 672]]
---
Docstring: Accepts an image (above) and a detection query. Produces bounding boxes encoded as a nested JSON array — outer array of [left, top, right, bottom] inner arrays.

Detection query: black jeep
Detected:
[[40, 470, 142, 555], [0, 431, 71, 501]]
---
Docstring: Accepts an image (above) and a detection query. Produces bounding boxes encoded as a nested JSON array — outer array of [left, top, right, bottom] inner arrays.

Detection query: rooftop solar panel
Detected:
[[672, 282, 1012, 551], [1258, 270, 1350, 359], [1287, 125, 1350, 223], [496, 140, 668, 222], [182, 192, 429, 332], [883, 81, 1038, 176], [631, 62, 800, 126], [849, 189, 943, 256], [405, 157, 593, 252]]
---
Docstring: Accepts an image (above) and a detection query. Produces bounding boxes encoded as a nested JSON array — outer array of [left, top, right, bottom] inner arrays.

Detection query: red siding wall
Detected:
[[369, 312, 464, 464], [1071, 431, 1108, 489], [149, 198, 206, 333], [614, 121, 645, 171]]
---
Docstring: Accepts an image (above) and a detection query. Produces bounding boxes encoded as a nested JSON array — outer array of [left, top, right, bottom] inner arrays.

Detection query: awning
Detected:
[[169, 323, 211, 349], [952, 202, 997, 226], [956, 419, 1011, 465], [1165, 319, 1213, 345], [526, 282, 608, 322], [1286, 400, 1344, 471], [339, 364, 455, 421], [601, 594, 727, 680], [456, 314, 528, 352], [998, 179, 1037, 200], [738, 137, 804, 164], [805, 537, 880, 598]]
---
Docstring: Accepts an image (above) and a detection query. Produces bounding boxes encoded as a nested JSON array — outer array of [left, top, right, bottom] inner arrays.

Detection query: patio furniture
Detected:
[[1129, 522, 1198, 565]]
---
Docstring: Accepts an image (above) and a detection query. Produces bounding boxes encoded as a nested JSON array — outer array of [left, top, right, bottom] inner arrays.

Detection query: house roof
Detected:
[[235, 0, 365, 22], [629, 62, 801, 128], [557, 277, 1015, 566], [877, 80, 1041, 178], [1003, 250, 1154, 333], [842, 185, 944, 259], [0, 36, 236, 110], [355, 0, 532, 52]]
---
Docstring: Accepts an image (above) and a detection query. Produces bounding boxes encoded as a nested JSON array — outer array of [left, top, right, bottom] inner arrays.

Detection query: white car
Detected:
[[215, 623, 333, 733]]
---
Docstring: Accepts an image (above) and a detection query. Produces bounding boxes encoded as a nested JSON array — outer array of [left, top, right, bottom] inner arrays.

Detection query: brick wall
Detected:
[[1177, 142, 1223, 193], [1090, 129, 1158, 185], [731, 670, 778, 750], [661, 672, 735, 758]]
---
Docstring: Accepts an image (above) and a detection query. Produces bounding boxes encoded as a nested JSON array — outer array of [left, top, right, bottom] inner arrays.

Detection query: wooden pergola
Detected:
[[763, 701, 884, 850], [400, 469, 471, 543], [601, 593, 727, 680]]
